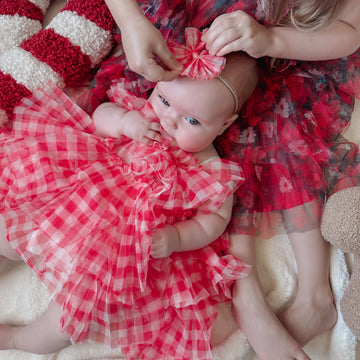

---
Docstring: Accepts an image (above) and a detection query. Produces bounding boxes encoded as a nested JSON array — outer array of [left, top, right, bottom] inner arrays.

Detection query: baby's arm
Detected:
[[105, 0, 181, 82], [92, 102, 161, 143], [203, 0, 360, 61], [150, 195, 233, 258]]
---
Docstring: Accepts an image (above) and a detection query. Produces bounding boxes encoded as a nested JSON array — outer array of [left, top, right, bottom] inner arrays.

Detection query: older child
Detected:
[[203, 2, 360, 360], [0, 40, 257, 359]]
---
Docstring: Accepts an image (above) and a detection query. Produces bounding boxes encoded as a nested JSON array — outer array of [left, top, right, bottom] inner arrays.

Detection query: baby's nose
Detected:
[[164, 113, 178, 129]]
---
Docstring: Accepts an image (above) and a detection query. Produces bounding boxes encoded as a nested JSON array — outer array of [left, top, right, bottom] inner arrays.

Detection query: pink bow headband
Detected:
[[168, 28, 239, 112]]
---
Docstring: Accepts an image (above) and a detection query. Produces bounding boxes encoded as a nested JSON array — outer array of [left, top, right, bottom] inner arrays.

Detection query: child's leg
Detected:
[[0, 300, 71, 353], [228, 234, 311, 360], [279, 227, 337, 345]]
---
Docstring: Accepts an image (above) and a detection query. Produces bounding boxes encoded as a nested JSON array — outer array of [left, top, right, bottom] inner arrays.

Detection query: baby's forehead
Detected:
[[158, 76, 223, 96]]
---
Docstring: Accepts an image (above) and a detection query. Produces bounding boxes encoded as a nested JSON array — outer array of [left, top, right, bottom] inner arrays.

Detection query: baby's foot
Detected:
[[0, 324, 15, 349], [232, 279, 311, 360], [0, 256, 13, 274], [278, 289, 337, 346]]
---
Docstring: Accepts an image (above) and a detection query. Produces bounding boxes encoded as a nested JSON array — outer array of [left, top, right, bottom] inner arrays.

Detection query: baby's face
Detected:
[[148, 76, 235, 153]]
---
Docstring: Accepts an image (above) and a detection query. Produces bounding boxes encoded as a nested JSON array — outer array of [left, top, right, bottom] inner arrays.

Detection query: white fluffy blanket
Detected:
[[0, 228, 357, 360]]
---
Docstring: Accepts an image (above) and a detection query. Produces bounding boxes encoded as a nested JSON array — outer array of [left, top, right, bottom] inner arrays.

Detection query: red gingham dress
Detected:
[[0, 83, 250, 359], [79, 0, 360, 240]]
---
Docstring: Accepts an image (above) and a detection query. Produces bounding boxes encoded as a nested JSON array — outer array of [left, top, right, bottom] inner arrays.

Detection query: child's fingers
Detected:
[[206, 28, 241, 56], [203, 12, 239, 42], [141, 58, 179, 83], [158, 69, 180, 83], [203, 11, 252, 55], [214, 36, 246, 57], [155, 43, 182, 72]]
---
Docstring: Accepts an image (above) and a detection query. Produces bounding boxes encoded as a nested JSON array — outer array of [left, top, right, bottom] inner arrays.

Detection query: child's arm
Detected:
[[203, 0, 360, 61], [150, 195, 233, 258], [105, 0, 181, 82], [92, 102, 161, 144]]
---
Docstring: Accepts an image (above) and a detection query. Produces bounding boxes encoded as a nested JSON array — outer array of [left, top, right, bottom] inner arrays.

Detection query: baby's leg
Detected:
[[0, 301, 71, 353], [228, 234, 311, 360], [279, 227, 337, 345]]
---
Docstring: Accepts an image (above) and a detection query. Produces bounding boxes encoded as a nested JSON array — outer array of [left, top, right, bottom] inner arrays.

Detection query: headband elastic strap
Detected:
[[217, 74, 239, 113]]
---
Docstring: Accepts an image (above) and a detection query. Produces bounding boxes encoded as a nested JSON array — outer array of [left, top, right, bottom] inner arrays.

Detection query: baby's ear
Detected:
[[218, 113, 238, 135]]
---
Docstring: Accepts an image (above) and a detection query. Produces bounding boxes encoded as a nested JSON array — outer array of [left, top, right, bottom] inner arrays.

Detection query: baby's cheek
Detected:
[[177, 137, 202, 153]]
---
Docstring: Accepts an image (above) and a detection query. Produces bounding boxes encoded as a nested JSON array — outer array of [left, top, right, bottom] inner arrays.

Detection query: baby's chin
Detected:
[[168, 138, 179, 148], [165, 137, 180, 149]]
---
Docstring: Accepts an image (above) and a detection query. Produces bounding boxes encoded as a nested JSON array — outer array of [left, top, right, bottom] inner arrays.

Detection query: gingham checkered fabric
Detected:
[[0, 83, 250, 359]]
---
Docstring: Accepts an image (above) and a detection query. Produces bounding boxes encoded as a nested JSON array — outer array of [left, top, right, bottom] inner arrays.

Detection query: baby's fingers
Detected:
[[135, 123, 161, 144], [150, 241, 159, 257], [146, 122, 162, 142], [146, 130, 162, 143], [150, 238, 165, 258]]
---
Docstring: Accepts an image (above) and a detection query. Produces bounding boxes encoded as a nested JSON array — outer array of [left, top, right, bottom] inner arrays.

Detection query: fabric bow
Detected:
[[168, 27, 226, 80]]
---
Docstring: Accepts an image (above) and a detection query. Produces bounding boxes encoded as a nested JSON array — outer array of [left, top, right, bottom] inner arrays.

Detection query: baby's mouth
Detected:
[[159, 122, 176, 147], [160, 122, 173, 139]]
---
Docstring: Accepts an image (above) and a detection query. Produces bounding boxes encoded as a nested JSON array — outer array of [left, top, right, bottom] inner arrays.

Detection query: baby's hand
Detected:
[[202, 10, 271, 58], [122, 110, 162, 144], [150, 225, 180, 258]]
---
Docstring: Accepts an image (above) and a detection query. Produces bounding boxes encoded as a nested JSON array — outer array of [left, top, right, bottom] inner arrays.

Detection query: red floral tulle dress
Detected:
[[0, 83, 250, 359], [79, 0, 360, 238]]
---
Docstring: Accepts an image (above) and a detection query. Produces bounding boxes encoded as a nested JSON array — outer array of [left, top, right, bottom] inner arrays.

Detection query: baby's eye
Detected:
[[186, 116, 200, 125], [159, 95, 170, 106]]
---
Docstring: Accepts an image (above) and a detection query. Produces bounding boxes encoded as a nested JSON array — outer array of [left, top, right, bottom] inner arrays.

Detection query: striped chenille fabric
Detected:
[[0, 0, 116, 121]]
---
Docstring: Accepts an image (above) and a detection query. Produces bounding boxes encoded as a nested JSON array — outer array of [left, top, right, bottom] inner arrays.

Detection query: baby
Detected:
[[93, 49, 259, 259], [0, 41, 258, 359]]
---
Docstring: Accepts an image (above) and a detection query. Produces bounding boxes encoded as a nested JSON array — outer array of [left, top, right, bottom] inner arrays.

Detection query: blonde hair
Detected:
[[219, 52, 259, 113], [265, 0, 346, 30]]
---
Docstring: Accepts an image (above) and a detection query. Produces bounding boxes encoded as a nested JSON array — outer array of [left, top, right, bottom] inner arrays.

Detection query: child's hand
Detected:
[[122, 111, 162, 144], [121, 16, 182, 82], [150, 225, 180, 258], [202, 10, 272, 58]]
